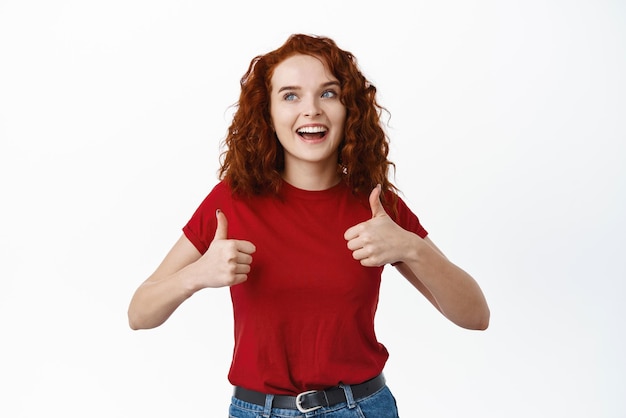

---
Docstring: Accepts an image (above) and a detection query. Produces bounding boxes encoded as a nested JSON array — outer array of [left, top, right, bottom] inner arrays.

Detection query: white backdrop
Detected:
[[1, 1, 625, 417]]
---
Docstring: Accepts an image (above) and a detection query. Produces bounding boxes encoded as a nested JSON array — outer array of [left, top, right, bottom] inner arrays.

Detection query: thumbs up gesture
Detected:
[[199, 209, 256, 287], [344, 185, 410, 267]]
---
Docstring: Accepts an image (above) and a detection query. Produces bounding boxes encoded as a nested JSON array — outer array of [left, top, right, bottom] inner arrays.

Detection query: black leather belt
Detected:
[[233, 374, 386, 413]]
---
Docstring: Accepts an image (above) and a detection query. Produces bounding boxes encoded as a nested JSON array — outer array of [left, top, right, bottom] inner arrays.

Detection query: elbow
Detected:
[[461, 290, 491, 331], [127, 305, 165, 330], [128, 316, 154, 331], [127, 307, 151, 331], [448, 304, 490, 331], [473, 315, 490, 331], [127, 311, 142, 330], [128, 319, 141, 331], [482, 308, 490, 330], [478, 301, 491, 330], [127, 293, 157, 330], [465, 306, 490, 331]]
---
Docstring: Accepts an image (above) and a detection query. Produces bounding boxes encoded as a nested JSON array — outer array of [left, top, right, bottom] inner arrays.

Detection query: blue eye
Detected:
[[283, 93, 297, 101], [321, 90, 337, 99]]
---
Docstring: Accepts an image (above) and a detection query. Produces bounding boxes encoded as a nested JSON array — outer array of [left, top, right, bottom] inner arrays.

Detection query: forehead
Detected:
[[270, 54, 337, 88]]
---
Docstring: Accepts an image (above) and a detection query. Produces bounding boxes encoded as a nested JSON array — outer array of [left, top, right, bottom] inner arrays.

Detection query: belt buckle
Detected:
[[295, 390, 323, 413]]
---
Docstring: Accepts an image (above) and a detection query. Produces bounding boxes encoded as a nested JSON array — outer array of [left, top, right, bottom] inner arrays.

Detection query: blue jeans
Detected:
[[228, 384, 400, 418]]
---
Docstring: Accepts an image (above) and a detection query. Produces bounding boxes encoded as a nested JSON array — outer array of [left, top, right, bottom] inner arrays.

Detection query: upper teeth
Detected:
[[298, 126, 326, 134]]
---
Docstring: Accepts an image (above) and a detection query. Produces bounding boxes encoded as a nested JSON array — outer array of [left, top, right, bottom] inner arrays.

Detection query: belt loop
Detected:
[[339, 383, 356, 409], [262, 394, 274, 418]]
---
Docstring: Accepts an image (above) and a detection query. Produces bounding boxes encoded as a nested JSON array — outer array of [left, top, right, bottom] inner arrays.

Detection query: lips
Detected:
[[296, 125, 328, 141]]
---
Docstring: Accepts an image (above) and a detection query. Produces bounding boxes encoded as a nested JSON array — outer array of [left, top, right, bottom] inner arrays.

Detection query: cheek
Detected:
[[269, 98, 282, 128], [271, 116, 291, 136], [333, 108, 347, 131], [329, 103, 346, 122], [269, 104, 277, 128], [270, 103, 291, 129], [270, 113, 292, 145]]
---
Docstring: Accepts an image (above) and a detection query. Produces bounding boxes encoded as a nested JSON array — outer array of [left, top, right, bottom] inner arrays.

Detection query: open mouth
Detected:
[[297, 126, 327, 141]]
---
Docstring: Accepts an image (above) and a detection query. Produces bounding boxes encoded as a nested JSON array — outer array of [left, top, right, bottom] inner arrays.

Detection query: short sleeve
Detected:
[[392, 195, 428, 239], [182, 182, 230, 254]]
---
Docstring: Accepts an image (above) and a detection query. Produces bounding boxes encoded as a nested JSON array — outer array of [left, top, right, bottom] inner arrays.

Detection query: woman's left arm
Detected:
[[344, 185, 490, 330], [393, 236, 490, 330]]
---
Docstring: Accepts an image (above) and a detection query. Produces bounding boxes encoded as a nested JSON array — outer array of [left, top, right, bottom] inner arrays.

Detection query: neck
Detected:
[[282, 163, 341, 191]]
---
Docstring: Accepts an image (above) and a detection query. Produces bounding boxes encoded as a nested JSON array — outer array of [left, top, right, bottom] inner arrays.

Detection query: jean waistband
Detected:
[[233, 374, 386, 413]]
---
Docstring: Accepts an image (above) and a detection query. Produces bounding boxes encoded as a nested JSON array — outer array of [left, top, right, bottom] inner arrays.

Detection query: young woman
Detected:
[[128, 34, 490, 417]]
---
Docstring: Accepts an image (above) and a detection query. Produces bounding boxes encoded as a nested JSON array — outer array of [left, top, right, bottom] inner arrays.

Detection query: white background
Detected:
[[1, 1, 625, 417]]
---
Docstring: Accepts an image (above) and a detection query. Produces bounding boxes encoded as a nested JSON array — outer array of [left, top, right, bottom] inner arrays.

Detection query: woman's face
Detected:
[[269, 54, 346, 179]]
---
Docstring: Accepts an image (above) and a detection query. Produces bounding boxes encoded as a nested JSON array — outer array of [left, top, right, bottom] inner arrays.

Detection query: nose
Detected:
[[303, 97, 322, 117]]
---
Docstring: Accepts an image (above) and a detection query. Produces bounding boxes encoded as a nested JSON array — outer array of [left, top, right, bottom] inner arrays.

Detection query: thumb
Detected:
[[213, 209, 228, 241], [369, 184, 386, 218]]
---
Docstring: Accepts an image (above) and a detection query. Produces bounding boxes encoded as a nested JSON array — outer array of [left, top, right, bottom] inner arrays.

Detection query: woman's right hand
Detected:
[[195, 209, 256, 288], [128, 210, 255, 329]]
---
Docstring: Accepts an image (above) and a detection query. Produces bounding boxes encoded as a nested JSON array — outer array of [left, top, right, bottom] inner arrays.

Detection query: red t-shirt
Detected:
[[183, 180, 427, 395]]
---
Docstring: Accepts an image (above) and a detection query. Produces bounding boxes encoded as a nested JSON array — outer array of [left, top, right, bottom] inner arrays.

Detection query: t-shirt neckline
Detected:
[[280, 179, 347, 200]]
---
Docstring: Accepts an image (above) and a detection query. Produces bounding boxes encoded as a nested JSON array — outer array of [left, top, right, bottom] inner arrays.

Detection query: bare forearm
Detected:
[[127, 267, 198, 330], [401, 236, 490, 330], [128, 224, 256, 330]]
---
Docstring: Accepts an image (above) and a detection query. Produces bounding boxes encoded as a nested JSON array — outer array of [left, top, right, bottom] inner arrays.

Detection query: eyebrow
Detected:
[[277, 81, 340, 93]]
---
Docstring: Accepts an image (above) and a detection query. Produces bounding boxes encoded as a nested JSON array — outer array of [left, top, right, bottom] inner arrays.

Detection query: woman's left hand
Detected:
[[344, 184, 413, 267]]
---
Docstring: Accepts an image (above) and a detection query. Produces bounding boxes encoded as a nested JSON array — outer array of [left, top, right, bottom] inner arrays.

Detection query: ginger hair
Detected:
[[219, 34, 398, 204]]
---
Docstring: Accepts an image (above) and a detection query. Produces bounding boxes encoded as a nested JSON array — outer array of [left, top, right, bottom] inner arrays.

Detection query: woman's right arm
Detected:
[[127, 210, 256, 330]]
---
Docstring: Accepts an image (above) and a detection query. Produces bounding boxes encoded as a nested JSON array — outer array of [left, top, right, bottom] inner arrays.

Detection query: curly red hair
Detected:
[[219, 34, 397, 203]]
